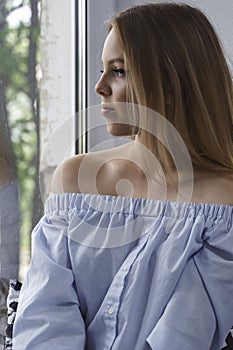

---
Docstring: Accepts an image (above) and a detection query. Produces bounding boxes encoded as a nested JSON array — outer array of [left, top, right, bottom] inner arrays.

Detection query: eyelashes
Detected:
[[100, 68, 126, 77], [112, 68, 125, 77]]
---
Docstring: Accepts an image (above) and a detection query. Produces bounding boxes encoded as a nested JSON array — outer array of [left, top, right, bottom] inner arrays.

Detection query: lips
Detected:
[[101, 104, 115, 115], [101, 107, 115, 112]]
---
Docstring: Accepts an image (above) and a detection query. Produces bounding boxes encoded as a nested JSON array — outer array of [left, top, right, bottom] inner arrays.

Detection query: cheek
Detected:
[[114, 82, 127, 102]]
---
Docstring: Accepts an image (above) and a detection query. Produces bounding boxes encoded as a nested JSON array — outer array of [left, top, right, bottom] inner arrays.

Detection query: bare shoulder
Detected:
[[50, 143, 132, 194], [215, 172, 233, 205], [50, 153, 86, 194], [194, 171, 233, 206]]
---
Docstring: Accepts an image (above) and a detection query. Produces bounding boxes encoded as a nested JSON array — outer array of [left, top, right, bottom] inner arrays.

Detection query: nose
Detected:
[[95, 75, 111, 97]]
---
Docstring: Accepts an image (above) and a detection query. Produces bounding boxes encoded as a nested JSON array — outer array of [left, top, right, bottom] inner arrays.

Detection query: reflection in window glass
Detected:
[[0, 0, 41, 345]]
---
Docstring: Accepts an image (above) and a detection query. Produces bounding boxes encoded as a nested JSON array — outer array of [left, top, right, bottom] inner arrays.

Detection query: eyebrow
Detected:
[[101, 58, 124, 65]]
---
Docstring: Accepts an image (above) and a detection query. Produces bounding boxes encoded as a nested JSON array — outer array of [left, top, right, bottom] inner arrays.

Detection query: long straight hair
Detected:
[[108, 3, 233, 173]]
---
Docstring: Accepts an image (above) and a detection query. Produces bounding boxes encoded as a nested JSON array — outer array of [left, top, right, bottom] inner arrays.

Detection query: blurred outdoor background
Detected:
[[0, 0, 41, 279]]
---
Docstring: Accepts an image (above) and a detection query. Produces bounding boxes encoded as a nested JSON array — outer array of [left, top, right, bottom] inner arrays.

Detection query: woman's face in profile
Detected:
[[95, 29, 131, 136]]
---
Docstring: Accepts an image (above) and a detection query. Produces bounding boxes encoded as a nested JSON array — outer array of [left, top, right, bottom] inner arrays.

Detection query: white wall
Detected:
[[40, 0, 75, 197]]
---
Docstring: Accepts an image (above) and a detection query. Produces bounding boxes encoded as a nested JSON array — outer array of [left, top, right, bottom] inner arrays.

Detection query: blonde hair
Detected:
[[108, 3, 233, 173]]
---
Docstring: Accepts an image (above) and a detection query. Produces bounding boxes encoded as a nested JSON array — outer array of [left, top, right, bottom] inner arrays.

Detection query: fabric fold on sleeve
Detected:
[[146, 259, 216, 350], [13, 212, 86, 350], [194, 213, 233, 349], [146, 209, 233, 350]]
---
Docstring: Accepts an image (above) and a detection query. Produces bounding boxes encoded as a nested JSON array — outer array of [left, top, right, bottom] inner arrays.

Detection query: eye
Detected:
[[112, 68, 125, 77]]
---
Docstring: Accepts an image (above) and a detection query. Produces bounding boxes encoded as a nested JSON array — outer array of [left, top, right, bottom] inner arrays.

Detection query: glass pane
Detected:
[[0, 0, 41, 345]]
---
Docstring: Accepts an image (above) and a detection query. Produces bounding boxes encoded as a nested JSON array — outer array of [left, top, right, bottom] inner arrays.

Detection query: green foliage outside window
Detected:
[[0, 0, 41, 278]]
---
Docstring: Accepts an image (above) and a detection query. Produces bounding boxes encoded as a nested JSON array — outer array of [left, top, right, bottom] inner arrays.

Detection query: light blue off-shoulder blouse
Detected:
[[13, 193, 233, 350]]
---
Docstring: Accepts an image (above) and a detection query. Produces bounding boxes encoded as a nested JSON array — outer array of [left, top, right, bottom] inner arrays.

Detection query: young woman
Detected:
[[13, 3, 233, 350]]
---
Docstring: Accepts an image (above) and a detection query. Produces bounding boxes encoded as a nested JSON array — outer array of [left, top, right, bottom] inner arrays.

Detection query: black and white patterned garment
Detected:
[[4, 280, 21, 350], [0, 279, 9, 350], [4, 280, 233, 350]]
